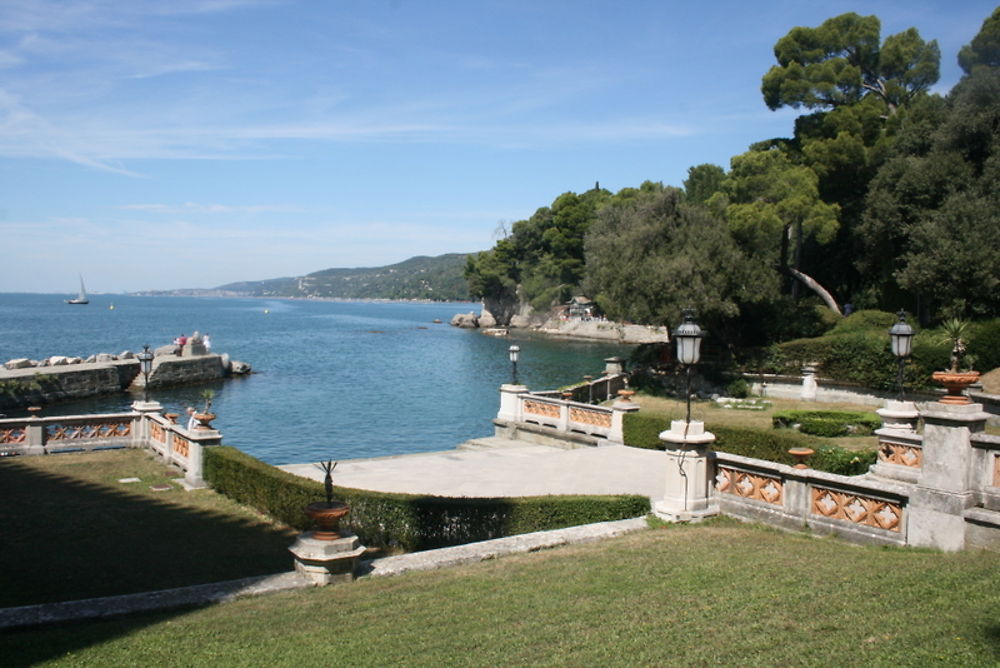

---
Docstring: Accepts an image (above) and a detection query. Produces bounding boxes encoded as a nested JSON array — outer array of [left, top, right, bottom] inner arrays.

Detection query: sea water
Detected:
[[0, 294, 632, 464]]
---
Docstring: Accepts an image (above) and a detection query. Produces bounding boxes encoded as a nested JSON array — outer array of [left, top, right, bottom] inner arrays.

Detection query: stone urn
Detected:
[[617, 389, 636, 403], [788, 447, 815, 469], [305, 501, 351, 540], [931, 371, 981, 405]]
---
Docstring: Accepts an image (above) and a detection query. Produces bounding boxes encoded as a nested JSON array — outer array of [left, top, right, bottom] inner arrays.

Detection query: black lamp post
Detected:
[[138, 344, 154, 403], [508, 345, 520, 386], [673, 309, 705, 424], [888, 310, 914, 401]]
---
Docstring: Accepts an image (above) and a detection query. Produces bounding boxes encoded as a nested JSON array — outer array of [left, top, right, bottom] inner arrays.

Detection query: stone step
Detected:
[[457, 436, 538, 451]]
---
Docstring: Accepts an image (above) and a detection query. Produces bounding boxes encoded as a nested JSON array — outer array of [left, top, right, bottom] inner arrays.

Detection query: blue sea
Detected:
[[0, 294, 631, 464]]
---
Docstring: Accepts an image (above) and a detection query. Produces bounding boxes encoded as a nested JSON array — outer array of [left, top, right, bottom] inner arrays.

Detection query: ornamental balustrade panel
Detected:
[[716, 465, 783, 506], [0, 425, 26, 445], [810, 487, 903, 532], [521, 397, 562, 428], [46, 419, 132, 443], [878, 442, 923, 468], [567, 405, 613, 436]]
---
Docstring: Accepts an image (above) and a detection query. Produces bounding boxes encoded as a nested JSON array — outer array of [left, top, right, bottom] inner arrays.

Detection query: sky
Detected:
[[1, 0, 996, 293]]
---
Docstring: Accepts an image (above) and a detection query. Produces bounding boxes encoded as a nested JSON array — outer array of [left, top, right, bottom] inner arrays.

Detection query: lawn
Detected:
[[4, 519, 1000, 666], [0, 449, 298, 608], [632, 394, 883, 451]]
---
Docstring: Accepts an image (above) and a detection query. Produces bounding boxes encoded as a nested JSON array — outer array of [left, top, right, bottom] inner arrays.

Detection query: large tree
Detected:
[[713, 149, 842, 312], [584, 184, 771, 332], [762, 12, 940, 116]]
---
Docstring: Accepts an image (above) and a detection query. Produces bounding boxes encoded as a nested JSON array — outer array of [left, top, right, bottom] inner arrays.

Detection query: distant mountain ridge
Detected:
[[213, 253, 473, 301]]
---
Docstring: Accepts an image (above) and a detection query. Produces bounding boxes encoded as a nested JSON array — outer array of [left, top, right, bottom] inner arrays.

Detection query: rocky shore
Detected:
[[450, 309, 669, 345]]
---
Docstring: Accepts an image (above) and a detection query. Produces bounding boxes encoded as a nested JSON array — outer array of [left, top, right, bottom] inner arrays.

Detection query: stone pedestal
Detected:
[[908, 402, 990, 551], [871, 400, 922, 483], [288, 532, 366, 585], [609, 395, 640, 444], [800, 365, 818, 401], [653, 420, 719, 523], [497, 384, 528, 423]]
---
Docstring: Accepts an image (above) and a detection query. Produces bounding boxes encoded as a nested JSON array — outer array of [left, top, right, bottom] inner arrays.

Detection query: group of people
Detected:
[[172, 332, 212, 352]]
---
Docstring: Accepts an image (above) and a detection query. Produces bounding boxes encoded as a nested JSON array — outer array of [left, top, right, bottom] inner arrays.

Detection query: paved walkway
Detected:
[[280, 438, 667, 499]]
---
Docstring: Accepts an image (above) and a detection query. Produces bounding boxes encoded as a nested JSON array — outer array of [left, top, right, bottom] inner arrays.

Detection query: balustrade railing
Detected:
[[0, 407, 219, 489]]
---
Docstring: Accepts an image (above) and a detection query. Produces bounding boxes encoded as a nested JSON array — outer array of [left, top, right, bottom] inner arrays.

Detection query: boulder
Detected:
[[84, 355, 97, 363], [230, 360, 252, 375], [4, 358, 33, 370], [49, 356, 69, 366], [155, 344, 179, 357], [36, 358, 50, 367], [450, 312, 479, 328], [510, 315, 532, 329], [478, 310, 497, 328], [220, 353, 231, 370], [119, 351, 134, 359], [67, 357, 83, 365], [96, 353, 116, 363]]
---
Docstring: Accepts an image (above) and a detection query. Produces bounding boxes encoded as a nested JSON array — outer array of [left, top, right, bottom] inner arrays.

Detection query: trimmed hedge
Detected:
[[622, 413, 876, 476], [772, 410, 881, 437], [203, 446, 649, 552]]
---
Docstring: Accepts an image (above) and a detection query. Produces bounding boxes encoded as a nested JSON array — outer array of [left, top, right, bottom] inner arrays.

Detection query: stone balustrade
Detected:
[[0, 403, 221, 489]]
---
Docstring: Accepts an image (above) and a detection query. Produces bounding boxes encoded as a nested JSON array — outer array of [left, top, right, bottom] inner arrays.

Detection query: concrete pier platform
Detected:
[[280, 441, 666, 499]]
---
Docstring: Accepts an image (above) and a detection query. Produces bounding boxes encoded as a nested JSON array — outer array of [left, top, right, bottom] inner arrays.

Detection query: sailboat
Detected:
[[66, 275, 89, 304]]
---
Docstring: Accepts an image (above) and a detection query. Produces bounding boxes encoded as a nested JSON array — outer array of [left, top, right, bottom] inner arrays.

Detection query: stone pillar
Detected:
[[871, 400, 922, 483], [497, 383, 527, 423], [609, 394, 640, 444], [800, 365, 818, 401], [24, 407, 45, 455], [908, 401, 990, 551], [130, 399, 163, 447], [180, 427, 222, 490], [604, 356, 626, 376], [288, 532, 366, 585], [653, 420, 719, 523]]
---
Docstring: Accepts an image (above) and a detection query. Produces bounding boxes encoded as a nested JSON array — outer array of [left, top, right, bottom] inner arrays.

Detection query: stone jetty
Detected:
[[0, 342, 251, 411]]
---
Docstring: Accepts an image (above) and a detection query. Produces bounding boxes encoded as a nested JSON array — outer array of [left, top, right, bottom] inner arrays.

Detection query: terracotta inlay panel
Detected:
[[0, 427, 26, 444], [524, 400, 561, 419], [173, 435, 190, 458], [878, 441, 922, 468], [811, 487, 902, 532], [569, 407, 612, 428], [47, 421, 131, 441], [150, 422, 166, 443], [716, 467, 783, 505]]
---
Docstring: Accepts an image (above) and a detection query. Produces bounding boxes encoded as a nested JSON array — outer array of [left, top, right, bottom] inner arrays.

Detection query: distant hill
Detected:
[[214, 253, 474, 301]]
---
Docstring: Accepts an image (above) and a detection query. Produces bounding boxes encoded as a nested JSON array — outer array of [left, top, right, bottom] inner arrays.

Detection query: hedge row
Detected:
[[621, 413, 876, 476], [772, 410, 881, 437], [203, 446, 650, 552]]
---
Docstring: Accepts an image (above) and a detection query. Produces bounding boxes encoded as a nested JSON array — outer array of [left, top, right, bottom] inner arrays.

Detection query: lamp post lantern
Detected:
[[508, 344, 520, 386], [673, 309, 705, 424], [888, 310, 914, 401], [138, 344, 154, 403]]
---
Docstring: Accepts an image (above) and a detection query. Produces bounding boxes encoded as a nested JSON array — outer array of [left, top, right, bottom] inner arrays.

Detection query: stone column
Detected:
[[180, 426, 222, 490], [653, 420, 720, 523], [908, 401, 990, 551], [130, 399, 163, 448], [496, 383, 527, 423], [289, 532, 366, 585], [609, 393, 640, 444], [800, 365, 818, 401], [604, 356, 626, 376], [24, 408, 45, 455]]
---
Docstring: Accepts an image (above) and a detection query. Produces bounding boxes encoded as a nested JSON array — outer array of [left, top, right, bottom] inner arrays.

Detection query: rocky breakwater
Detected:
[[0, 346, 251, 411]]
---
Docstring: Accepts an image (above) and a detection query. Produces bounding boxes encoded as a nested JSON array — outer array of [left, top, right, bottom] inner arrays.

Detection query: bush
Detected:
[[203, 446, 649, 552], [772, 410, 881, 437], [621, 414, 876, 476], [725, 378, 750, 398], [969, 318, 1000, 371]]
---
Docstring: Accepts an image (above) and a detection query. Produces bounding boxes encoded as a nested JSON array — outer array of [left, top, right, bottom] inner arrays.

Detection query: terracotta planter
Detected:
[[305, 501, 350, 540], [617, 390, 636, 402], [193, 412, 216, 429], [931, 371, 981, 405], [788, 447, 815, 469], [164, 413, 179, 424]]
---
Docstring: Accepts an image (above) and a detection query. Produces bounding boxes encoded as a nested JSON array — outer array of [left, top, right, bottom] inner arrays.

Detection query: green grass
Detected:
[[636, 394, 882, 452], [4, 520, 1000, 665], [0, 449, 297, 608]]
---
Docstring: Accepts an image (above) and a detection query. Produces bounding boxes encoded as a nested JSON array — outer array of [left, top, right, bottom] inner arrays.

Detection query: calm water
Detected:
[[0, 294, 631, 464]]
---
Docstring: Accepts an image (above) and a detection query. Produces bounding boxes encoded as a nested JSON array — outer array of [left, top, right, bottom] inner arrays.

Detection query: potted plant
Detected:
[[931, 319, 980, 405], [304, 460, 350, 540], [193, 389, 216, 429]]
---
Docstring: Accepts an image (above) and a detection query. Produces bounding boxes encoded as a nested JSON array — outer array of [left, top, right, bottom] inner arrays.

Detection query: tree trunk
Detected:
[[784, 267, 842, 315]]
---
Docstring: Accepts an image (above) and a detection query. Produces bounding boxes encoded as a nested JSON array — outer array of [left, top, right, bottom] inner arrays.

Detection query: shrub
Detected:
[[203, 446, 649, 552], [725, 378, 750, 398], [772, 410, 881, 437], [621, 414, 876, 476]]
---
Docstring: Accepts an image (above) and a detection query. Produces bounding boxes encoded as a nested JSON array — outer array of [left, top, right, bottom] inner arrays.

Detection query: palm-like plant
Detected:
[[938, 319, 971, 372]]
